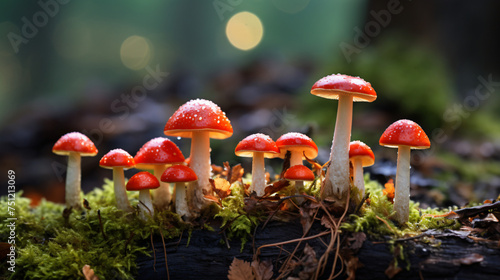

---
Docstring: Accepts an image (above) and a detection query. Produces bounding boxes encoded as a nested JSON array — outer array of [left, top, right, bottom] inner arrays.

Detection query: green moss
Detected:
[[0, 179, 188, 280], [215, 182, 261, 251], [342, 176, 460, 239]]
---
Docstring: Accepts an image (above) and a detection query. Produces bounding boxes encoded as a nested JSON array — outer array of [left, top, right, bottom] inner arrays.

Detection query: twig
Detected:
[[150, 228, 156, 272], [376, 215, 397, 234], [256, 231, 331, 256], [159, 229, 170, 280]]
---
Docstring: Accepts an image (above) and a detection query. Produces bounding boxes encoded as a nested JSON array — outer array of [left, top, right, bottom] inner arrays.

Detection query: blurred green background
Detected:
[[1, 0, 499, 207]]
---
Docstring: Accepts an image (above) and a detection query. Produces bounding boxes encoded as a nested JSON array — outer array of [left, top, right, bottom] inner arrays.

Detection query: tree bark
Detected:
[[135, 219, 500, 280]]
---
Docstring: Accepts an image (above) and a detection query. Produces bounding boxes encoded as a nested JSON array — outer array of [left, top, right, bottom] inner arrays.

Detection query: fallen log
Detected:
[[135, 219, 500, 280]]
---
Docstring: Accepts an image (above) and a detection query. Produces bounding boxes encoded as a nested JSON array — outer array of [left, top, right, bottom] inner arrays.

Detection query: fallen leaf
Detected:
[[384, 259, 402, 279], [383, 179, 395, 203], [348, 232, 366, 250], [0, 242, 12, 261], [82, 265, 100, 280], [228, 258, 255, 280], [298, 244, 317, 280], [320, 215, 334, 229], [345, 256, 363, 280], [251, 260, 273, 280], [264, 179, 289, 197]]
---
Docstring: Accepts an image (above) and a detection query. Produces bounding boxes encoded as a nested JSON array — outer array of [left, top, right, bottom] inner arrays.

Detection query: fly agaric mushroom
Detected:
[[164, 99, 233, 210], [284, 165, 315, 202], [348, 141, 375, 200], [379, 119, 430, 224], [99, 149, 135, 212], [161, 164, 197, 219], [235, 133, 279, 196], [275, 132, 318, 167], [311, 74, 376, 199], [134, 137, 185, 210], [53, 132, 98, 209], [126, 171, 160, 220]]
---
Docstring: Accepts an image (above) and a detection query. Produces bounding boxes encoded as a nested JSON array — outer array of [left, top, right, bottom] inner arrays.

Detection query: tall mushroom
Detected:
[[235, 133, 279, 196], [379, 119, 430, 224], [275, 132, 318, 167], [126, 171, 160, 220], [134, 137, 185, 210], [311, 74, 376, 199], [53, 132, 98, 209], [348, 141, 375, 200], [161, 164, 197, 219], [164, 99, 233, 210], [99, 149, 135, 212]]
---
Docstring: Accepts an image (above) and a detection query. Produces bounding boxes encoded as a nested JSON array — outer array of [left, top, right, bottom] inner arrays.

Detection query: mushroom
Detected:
[[275, 132, 318, 167], [126, 171, 160, 220], [311, 74, 376, 199], [379, 119, 430, 224], [283, 165, 315, 203], [164, 99, 233, 210], [348, 141, 375, 200], [235, 133, 279, 196], [52, 132, 98, 209], [134, 137, 185, 210], [161, 164, 197, 219], [99, 149, 135, 212]]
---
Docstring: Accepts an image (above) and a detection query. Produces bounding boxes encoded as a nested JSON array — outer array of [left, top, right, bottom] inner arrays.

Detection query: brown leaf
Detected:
[[345, 256, 363, 280], [230, 164, 244, 184], [213, 178, 232, 199], [348, 232, 367, 250], [251, 260, 273, 280], [320, 215, 334, 229], [228, 258, 255, 280], [0, 242, 12, 261], [300, 208, 314, 235], [384, 259, 402, 279], [82, 265, 100, 280], [298, 244, 318, 280], [264, 179, 289, 197]]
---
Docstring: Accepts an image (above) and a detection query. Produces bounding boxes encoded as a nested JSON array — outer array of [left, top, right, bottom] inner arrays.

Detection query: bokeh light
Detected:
[[225, 11, 263, 51], [120, 35, 152, 70]]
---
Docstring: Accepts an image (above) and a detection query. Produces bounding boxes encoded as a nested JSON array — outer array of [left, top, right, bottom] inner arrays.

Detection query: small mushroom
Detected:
[[52, 132, 98, 209], [235, 133, 279, 196], [99, 149, 135, 212], [134, 137, 185, 210], [126, 171, 160, 220], [164, 99, 233, 211], [311, 74, 376, 199], [348, 141, 375, 200], [161, 164, 197, 219], [275, 132, 318, 167], [379, 119, 430, 224], [283, 165, 315, 203]]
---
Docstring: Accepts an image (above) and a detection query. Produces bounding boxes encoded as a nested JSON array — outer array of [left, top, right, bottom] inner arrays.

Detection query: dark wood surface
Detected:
[[135, 220, 500, 280]]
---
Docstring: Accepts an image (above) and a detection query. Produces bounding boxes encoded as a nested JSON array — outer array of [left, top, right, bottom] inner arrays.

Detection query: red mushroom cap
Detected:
[[99, 149, 135, 169], [283, 165, 315, 181], [53, 132, 98, 156], [311, 74, 376, 102], [379, 119, 431, 149], [126, 171, 160, 191], [161, 164, 197, 183], [235, 133, 279, 158], [164, 99, 233, 140], [275, 132, 318, 159], [134, 138, 185, 169], [349, 141, 375, 167]]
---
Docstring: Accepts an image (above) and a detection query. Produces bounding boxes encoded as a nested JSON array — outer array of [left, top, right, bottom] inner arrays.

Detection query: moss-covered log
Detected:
[[136, 219, 500, 280]]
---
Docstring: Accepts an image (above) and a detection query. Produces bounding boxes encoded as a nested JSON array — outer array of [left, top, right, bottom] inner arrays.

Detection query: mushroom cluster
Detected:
[[52, 74, 430, 227]]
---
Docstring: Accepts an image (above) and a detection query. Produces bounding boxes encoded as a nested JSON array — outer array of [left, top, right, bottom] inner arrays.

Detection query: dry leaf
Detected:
[[263, 179, 289, 197], [82, 265, 100, 280], [228, 258, 255, 280], [0, 242, 12, 261], [348, 232, 367, 250], [298, 244, 317, 280], [345, 256, 363, 280], [320, 215, 334, 229], [384, 259, 402, 279], [251, 260, 273, 280]]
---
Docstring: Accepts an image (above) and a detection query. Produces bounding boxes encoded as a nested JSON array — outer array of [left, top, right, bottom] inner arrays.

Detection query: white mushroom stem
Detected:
[[189, 131, 211, 208], [138, 189, 154, 220], [251, 152, 266, 196], [323, 95, 353, 199], [65, 152, 82, 209], [394, 145, 411, 224], [152, 165, 171, 209], [112, 167, 132, 212], [352, 158, 365, 198], [289, 151, 303, 167], [175, 183, 190, 219]]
